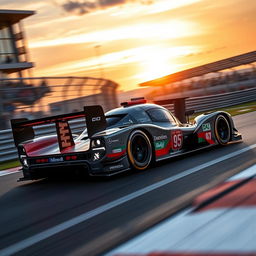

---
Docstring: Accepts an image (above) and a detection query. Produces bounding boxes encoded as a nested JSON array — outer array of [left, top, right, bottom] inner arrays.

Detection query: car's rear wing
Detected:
[[11, 105, 107, 151]]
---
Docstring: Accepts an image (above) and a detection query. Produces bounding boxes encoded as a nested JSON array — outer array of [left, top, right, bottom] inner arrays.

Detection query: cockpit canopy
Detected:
[[105, 103, 178, 128], [78, 103, 178, 140]]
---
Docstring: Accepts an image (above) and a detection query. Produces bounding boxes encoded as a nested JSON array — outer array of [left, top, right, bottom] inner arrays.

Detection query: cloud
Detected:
[[61, 0, 154, 15], [99, 0, 127, 8], [29, 20, 200, 48], [62, 1, 97, 14]]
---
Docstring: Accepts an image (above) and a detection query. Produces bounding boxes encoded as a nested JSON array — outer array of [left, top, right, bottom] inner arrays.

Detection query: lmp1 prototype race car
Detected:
[[11, 98, 242, 181]]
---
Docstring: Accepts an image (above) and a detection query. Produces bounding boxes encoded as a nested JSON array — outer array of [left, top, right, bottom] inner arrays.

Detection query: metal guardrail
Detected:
[[0, 76, 119, 130], [161, 88, 256, 113], [0, 88, 255, 162]]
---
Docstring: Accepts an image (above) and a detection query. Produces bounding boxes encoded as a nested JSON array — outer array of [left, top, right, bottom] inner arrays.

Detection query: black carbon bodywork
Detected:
[[12, 103, 242, 180]]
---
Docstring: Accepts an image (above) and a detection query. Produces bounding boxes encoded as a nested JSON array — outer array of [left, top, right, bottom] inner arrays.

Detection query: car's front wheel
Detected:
[[127, 130, 152, 170], [214, 115, 231, 145]]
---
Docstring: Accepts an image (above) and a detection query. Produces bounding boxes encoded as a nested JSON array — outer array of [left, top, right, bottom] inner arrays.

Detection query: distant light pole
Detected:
[[94, 45, 104, 78]]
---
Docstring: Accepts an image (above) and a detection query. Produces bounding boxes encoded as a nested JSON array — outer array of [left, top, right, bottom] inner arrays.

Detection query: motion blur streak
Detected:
[[1, 144, 256, 256], [107, 164, 256, 255]]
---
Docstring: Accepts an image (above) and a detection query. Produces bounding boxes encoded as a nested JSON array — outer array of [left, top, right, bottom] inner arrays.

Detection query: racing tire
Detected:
[[127, 130, 152, 170], [214, 115, 231, 145]]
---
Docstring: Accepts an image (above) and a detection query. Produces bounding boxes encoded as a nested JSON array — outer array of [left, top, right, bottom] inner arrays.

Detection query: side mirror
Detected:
[[185, 110, 195, 123]]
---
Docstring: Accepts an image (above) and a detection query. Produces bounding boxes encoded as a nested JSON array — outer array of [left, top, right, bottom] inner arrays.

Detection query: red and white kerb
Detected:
[[106, 164, 256, 256]]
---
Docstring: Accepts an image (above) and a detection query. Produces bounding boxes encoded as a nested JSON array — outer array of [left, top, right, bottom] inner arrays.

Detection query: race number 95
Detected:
[[171, 130, 183, 150]]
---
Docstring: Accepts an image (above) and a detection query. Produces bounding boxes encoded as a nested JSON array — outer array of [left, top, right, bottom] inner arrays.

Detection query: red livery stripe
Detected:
[[24, 136, 58, 156], [198, 131, 215, 145], [155, 140, 172, 157], [114, 253, 256, 256], [107, 149, 126, 158]]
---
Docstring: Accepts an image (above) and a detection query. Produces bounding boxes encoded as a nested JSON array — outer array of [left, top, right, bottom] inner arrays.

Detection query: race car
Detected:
[[11, 98, 242, 180]]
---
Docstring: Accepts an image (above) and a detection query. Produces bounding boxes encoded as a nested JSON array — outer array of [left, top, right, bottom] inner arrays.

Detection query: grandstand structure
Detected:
[[140, 51, 256, 122], [0, 9, 119, 130], [140, 51, 256, 88], [0, 9, 34, 78]]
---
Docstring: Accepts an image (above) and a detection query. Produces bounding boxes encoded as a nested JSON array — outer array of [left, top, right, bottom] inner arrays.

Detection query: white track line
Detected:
[[228, 164, 256, 181], [1, 144, 256, 256], [0, 168, 20, 177]]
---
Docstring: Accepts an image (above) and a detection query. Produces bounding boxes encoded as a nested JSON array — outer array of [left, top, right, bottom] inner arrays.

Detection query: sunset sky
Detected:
[[2, 0, 256, 91]]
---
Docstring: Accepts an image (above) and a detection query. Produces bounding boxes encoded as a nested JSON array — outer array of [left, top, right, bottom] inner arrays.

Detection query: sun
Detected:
[[138, 46, 181, 82], [142, 56, 174, 81]]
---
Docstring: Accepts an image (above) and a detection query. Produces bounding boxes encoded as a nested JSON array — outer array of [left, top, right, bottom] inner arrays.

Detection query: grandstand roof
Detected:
[[140, 51, 256, 87], [0, 10, 34, 26]]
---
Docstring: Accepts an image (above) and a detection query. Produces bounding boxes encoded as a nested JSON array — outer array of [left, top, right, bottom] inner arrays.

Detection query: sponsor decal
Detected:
[[92, 116, 101, 122], [171, 130, 183, 150], [112, 148, 122, 154], [107, 146, 126, 158], [57, 121, 74, 149], [154, 135, 168, 141], [107, 138, 120, 145], [93, 152, 100, 161], [155, 131, 183, 157], [109, 164, 124, 170], [155, 139, 172, 157], [198, 131, 215, 144], [205, 131, 212, 141], [154, 140, 168, 150], [202, 123, 211, 132], [49, 157, 64, 163]]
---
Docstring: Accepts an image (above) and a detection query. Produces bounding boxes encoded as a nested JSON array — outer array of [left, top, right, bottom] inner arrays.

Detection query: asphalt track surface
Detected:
[[0, 112, 255, 256]]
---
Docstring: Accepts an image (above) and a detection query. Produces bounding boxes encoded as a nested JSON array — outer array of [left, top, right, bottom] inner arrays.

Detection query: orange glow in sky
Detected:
[[2, 0, 256, 91]]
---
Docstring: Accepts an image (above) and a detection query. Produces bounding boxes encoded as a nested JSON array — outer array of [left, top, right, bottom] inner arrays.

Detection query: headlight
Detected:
[[91, 138, 105, 149], [90, 138, 106, 161]]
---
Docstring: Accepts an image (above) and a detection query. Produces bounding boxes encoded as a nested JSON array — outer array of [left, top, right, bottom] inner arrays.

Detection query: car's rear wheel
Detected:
[[214, 115, 231, 145], [127, 130, 152, 170]]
